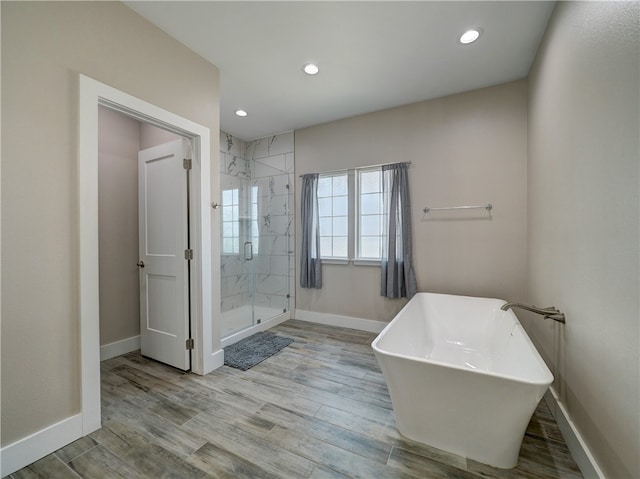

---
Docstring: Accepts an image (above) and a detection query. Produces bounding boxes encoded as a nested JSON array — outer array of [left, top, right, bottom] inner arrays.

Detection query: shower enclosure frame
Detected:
[[219, 133, 294, 347]]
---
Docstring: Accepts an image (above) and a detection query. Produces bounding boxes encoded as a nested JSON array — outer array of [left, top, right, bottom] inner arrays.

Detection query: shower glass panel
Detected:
[[220, 133, 292, 339]]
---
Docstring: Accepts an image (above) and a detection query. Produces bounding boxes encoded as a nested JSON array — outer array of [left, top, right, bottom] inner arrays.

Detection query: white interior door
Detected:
[[138, 138, 191, 370]]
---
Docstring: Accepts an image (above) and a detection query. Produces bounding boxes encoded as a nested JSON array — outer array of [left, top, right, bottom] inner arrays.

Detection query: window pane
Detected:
[[223, 222, 234, 237], [222, 206, 233, 222], [232, 189, 239, 203], [318, 197, 332, 217], [222, 189, 233, 204], [333, 216, 348, 236], [320, 236, 332, 257], [319, 217, 332, 235], [360, 170, 380, 194], [360, 236, 381, 258], [223, 238, 234, 254], [333, 196, 348, 216], [318, 172, 349, 260], [361, 214, 381, 236], [317, 177, 331, 197], [232, 222, 239, 237], [333, 237, 348, 258], [333, 174, 348, 195], [361, 193, 381, 215]]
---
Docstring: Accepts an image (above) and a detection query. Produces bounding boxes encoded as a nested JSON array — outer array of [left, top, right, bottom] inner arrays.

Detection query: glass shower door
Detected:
[[220, 179, 256, 337], [219, 135, 292, 341], [252, 172, 290, 324]]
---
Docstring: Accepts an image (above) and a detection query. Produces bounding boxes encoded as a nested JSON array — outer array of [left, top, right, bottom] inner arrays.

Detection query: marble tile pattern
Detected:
[[219, 131, 294, 316], [5, 320, 584, 479]]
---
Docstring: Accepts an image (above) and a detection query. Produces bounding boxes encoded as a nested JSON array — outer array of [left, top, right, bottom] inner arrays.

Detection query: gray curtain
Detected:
[[300, 173, 322, 288], [380, 162, 417, 298]]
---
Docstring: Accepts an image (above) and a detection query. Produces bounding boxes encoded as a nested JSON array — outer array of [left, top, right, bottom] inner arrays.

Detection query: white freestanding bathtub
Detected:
[[372, 292, 553, 469]]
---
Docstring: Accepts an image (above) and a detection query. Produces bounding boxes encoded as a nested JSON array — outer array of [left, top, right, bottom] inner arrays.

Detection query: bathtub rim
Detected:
[[371, 292, 554, 387]]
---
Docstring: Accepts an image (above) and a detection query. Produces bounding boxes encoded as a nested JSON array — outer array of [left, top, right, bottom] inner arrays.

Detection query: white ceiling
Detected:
[[124, 1, 555, 141]]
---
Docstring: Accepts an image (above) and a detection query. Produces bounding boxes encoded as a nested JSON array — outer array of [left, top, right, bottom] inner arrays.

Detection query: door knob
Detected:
[[136, 261, 145, 268]]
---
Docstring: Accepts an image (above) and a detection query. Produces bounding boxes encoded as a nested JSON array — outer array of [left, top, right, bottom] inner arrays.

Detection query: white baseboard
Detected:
[[100, 335, 140, 361], [0, 414, 82, 477], [544, 388, 605, 479], [203, 348, 225, 374], [220, 311, 291, 349], [294, 309, 387, 333]]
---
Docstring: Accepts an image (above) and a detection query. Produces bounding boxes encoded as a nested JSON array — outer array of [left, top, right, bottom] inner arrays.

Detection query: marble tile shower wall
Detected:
[[219, 132, 249, 313], [219, 131, 294, 314]]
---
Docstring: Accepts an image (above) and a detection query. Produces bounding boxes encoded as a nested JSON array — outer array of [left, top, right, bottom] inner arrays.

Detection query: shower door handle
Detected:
[[244, 242, 253, 261]]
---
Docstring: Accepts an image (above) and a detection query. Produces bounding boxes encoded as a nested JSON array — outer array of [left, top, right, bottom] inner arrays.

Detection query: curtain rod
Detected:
[[298, 161, 411, 178]]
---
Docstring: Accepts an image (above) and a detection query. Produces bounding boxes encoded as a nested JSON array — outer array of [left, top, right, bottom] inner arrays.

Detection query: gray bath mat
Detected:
[[224, 331, 294, 370]]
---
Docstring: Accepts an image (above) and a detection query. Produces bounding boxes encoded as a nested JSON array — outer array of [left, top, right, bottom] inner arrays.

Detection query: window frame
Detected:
[[221, 187, 240, 255], [317, 171, 350, 262], [315, 166, 384, 266], [355, 166, 385, 263]]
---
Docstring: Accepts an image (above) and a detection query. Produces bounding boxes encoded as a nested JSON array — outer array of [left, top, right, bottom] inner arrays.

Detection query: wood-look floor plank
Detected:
[[90, 420, 207, 478], [187, 442, 282, 479], [519, 437, 583, 475], [213, 374, 323, 417], [256, 402, 392, 465], [8, 469, 41, 479], [53, 436, 99, 464], [266, 425, 416, 479], [314, 404, 399, 441], [67, 445, 145, 479], [183, 410, 317, 478], [466, 459, 554, 479], [387, 447, 480, 479], [389, 438, 468, 471], [171, 381, 266, 415], [149, 398, 202, 426], [233, 359, 394, 422], [6, 319, 583, 479], [308, 465, 353, 479], [11, 455, 81, 479]]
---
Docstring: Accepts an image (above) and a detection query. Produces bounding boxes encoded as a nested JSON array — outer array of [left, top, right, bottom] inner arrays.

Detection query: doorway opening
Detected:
[[79, 74, 222, 437], [97, 107, 194, 371]]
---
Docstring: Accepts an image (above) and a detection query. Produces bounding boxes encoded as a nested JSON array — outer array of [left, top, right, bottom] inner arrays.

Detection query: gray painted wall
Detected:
[[527, 2, 639, 477], [1, 1, 219, 446], [295, 80, 528, 321]]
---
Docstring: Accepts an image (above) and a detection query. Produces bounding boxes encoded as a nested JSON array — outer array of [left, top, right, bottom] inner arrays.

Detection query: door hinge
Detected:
[[183, 158, 192, 170], [186, 338, 195, 350], [185, 249, 193, 260]]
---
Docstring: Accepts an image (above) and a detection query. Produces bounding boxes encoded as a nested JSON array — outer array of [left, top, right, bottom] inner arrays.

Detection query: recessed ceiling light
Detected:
[[235, 109, 248, 117], [303, 63, 319, 75], [460, 29, 481, 45]]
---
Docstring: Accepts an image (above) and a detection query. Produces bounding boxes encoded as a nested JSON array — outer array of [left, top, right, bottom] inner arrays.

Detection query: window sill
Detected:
[[319, 258, 381, 266], [320, 258, 350, 265], [352, 259, 381, 267]]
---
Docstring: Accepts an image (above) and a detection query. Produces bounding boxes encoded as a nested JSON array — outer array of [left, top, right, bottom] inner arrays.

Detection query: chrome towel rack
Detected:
[[423, 203, 492, 214]]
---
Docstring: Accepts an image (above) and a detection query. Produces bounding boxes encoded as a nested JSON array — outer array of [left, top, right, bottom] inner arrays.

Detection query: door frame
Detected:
[[78, 74, 223, 436]]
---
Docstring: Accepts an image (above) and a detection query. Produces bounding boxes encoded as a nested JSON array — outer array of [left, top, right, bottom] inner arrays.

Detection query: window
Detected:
[[222, 188, 239, 254], [250, 185, 259, 254], [357, 168, 385, 260], [316, 166, 384, 263], [318, 173, 349, 259]]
